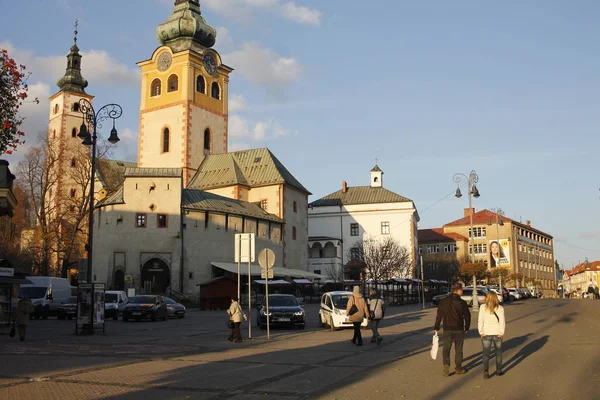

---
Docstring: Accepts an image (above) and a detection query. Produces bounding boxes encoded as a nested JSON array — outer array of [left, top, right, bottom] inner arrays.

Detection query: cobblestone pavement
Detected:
[[0, 300, 597, 399]]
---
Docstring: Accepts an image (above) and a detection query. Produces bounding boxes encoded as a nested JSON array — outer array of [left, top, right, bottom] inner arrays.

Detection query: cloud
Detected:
[[202, 0, 322, 25], [215, 27, 234, 52], [223, 42, 302, 95], [229, 94, 248, 113], [110, 128, 138, 162], [229, 115, 292, 142]]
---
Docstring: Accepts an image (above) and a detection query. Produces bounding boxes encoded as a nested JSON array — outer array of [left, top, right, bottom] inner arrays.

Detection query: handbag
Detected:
[[368, 299, 378, 320], [228, 320, 234, 329], [348, 297, 358, 316], [430, 332, 439, 360], [9, 324, 15, 338]]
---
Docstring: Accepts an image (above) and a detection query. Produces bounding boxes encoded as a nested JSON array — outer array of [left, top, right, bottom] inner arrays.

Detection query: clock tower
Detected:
[[137, 0, 233, 184]]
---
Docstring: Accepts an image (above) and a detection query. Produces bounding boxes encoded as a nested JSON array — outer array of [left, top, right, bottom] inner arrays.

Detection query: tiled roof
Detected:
[[183, 189, 284, 223], [96, 159, 137, 191], [309, 186, 412, 207], [444, 209, 553, 238], [124, 168, 182, 178], [188, 148, 309, 194], [418, 228, 468, 243], [95, 187, 124, 208], [370, 164, 382, 172], [567, 261, 600, 276]]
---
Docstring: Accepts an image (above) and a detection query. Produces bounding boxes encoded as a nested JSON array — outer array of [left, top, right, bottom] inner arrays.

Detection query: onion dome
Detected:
[[57, 24, 88, 94], [157, 0, 217, 52]]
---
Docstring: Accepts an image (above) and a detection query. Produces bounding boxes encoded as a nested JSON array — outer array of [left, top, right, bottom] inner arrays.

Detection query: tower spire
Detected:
[[57, 20, 88, 94], [157, 0, 216, 52]]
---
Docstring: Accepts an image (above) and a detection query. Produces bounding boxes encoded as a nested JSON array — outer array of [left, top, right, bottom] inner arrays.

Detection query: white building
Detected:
[[308, 165, 419, 280]]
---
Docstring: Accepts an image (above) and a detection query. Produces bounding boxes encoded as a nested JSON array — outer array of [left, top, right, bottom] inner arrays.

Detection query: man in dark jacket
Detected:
[[434, 284, 471, 377]]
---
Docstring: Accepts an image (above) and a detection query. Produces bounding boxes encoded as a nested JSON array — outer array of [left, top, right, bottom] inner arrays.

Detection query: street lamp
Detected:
[[486, 208, 505, 299], [453, 170, 481, 311], [77, 98, 122, 284]]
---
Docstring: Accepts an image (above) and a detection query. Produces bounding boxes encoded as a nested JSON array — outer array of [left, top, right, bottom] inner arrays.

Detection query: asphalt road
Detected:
[[0, 299, 597, 399]]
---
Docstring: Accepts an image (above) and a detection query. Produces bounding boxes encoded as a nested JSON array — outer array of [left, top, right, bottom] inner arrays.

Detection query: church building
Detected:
[[47, 0, 313, 295]]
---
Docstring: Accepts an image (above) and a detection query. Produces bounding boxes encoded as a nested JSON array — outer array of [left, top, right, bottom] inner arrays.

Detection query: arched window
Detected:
[[204, 129, 211, 154], [196, 75, 205, 94], [167, 74, 178, 92], [151, 78, 161, 97], [162, 128, 170, 153], [71, 127, 77, 138], [71, 158, 77, 168], [211, 82, 220, 100]]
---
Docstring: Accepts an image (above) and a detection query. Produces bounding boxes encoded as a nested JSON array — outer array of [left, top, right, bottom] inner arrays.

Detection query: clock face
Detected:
[[203, 54, 217, 75], [157, 52, 172, 71]]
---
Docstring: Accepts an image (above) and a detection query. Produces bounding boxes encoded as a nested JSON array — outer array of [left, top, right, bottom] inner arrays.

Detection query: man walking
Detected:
[[16, 296, 33, 341], [434, 284, 471, 377]]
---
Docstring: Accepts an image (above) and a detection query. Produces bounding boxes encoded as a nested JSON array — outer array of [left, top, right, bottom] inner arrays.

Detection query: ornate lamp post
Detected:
[[77, 98, 122, 283], [486, 208, 506, 300], [453, 170, 481, 311]]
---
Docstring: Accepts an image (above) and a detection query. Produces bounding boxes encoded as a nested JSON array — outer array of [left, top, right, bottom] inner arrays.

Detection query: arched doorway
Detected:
[[141, 258, 171, 294], [114, 270, 125, 290]]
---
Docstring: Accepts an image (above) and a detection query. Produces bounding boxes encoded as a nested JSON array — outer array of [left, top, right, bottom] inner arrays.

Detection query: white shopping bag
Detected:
[[430, 332, 439, 360]]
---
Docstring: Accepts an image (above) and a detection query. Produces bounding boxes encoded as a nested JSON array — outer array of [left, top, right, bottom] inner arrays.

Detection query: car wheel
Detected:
[[329, 317, 336, 331]]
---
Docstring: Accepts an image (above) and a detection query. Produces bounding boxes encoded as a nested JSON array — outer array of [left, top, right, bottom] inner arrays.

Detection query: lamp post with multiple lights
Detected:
[[453, 170, 481, 311], [77, 98, 122, 284]]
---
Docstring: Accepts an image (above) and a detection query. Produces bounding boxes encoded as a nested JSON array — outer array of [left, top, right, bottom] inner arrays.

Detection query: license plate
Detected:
[[176, 311, 184, 314], [278, 318, 290, 322], [132, 312, 141, 316]]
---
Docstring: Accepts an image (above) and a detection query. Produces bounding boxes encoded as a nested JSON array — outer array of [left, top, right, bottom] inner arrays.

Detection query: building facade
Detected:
[[421, 208, 557, 296], [417, 228, 468, 282], [308, 166, 419, 280], [565, 261, 600, 297]]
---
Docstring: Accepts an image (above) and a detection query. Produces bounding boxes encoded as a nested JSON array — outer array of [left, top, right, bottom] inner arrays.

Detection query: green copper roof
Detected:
[[157, 0, 216, 52], [370, 164, 383, 172], [309, 186, 412, 207], [188, 148, 310, 194], [57, 28, 88, 94], [96, 159, 137, 191]]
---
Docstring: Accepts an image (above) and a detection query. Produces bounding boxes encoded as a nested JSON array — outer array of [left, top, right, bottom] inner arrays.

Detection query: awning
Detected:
[[293, 279, 312, 285], [254, 280, 292, 285], [212, 262, 323, 279], [0, 277, 33, 285]]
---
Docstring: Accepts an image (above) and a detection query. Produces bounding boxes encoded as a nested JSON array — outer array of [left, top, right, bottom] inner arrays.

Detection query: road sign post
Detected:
[[234, 233, 255, 303], [258, 248, 275, 340]]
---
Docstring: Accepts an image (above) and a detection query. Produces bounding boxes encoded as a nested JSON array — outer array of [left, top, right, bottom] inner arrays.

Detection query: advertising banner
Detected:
[[489, 239, 510, 268]]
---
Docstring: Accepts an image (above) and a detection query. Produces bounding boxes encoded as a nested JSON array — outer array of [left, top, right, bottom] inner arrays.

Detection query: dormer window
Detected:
[[168, 74, 178, 92], [211, 82, 220, 100], [196, 75, 205, 94], [151, 78, 161, 97]]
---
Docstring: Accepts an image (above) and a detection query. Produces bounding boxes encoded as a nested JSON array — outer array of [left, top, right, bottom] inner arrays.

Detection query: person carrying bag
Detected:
[[227, 296, 246, 343], [368, 289, 385, 345], [346, 286, 368, 346]]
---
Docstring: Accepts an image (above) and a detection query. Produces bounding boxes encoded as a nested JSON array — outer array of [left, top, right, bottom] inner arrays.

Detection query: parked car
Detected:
[[487, 288, 504, 303], [257, 294, 305, 330], [57, 297, 77, 320], [18, 276, 75, 319], [432, 292, 450, 306], [461, 287, 488, 307], [164, 297, 186, 318], [507, 288, 521, 301], [319, 291, 368, 331], [123, 295, 167, 322], [104, 291, 128, 320]]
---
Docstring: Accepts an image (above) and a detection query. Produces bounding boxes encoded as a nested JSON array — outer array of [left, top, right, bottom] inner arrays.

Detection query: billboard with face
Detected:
[[489, 239, 510, 268]]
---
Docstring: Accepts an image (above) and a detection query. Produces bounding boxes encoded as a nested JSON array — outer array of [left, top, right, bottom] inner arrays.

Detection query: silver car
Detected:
[[460, 287, 487, 307]]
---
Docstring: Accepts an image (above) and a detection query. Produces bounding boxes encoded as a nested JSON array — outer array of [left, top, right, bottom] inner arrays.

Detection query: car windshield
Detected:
[[267, 296, 298, 307], [462, 289, 472, 296], [131, 296, 156, 304], [105, 294, 118, 303], [164, 298, 176, 304], [18, 286, 47, 299], [332, 294, 351, 309], [64, 297, 77, 305]]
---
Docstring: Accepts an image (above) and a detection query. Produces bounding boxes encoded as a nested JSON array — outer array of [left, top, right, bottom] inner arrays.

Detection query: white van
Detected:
[[104, 291, 129, 320], [319, 291, 368, 331], [18, 277, 74, 319]]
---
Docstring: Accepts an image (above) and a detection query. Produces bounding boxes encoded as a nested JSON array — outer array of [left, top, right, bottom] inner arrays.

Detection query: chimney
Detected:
[[464, 208, 475, 217], [526, 220, 531, 226], [342, 181, 348, 193]]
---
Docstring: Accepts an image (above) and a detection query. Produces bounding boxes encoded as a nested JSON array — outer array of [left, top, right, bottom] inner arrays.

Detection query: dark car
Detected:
[[257, 294, 305, 330], [57, 297, 77, 320], [123, 295, 167, 322], [164, 297, 186, 318], [432, 292, 449, 306]]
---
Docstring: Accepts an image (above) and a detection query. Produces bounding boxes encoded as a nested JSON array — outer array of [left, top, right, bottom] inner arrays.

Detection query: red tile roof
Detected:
[[418, 228, 468, 243], [443, 209, 553, 238], [567, 261, 600, 276]]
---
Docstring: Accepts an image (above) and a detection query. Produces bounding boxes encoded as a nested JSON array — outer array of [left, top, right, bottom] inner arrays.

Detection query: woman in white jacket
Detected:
[[478, 292, 505, 379]]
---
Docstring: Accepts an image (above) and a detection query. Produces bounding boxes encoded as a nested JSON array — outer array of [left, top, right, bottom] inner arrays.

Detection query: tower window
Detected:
[[292, 226, 297, 240], [71, 127, 77, 138], [151, 78, 161, 97], [196, 75, 205, 94], [167, 74, 179, 92], [211, 82, 220, 100], [53, 129, 56, 139], [162, 128, 170, 153], [204, 128, 211, 154], [72, 103, 80, 112], [374, 177, 378, 182], [54, 104, 59, 114], [70, 189, 76, 198], [71, 158, 77, 168]]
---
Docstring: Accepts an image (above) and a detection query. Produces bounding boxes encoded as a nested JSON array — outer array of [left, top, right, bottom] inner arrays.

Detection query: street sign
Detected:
[[261, 269, 274, 279], [0, 267, 14, 277], [258, 248, 275, 269], [235, 233, 255, 262]]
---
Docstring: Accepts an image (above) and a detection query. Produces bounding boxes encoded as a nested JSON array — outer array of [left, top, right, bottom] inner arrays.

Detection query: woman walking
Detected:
[[368, 289, 385, 345], [346, 286, 369, 346], [227, 296, 245, 343], [478, 292, 506, 379]]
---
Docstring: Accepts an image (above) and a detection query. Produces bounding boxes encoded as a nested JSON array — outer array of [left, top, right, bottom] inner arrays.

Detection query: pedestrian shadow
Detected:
[[462, 334, 532, 371], [501, 335, 549, 373]]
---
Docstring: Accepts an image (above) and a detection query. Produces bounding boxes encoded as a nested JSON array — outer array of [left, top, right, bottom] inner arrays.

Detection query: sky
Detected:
[[1, 0, 599, 269]]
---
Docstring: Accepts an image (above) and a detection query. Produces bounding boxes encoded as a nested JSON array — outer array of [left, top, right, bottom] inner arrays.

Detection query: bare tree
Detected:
[[347, 235, 412, 283], [324, 263, 345, 282]]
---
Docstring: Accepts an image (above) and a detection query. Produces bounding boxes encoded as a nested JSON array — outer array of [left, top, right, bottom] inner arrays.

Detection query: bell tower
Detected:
[[137, 0, 233, 185]]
